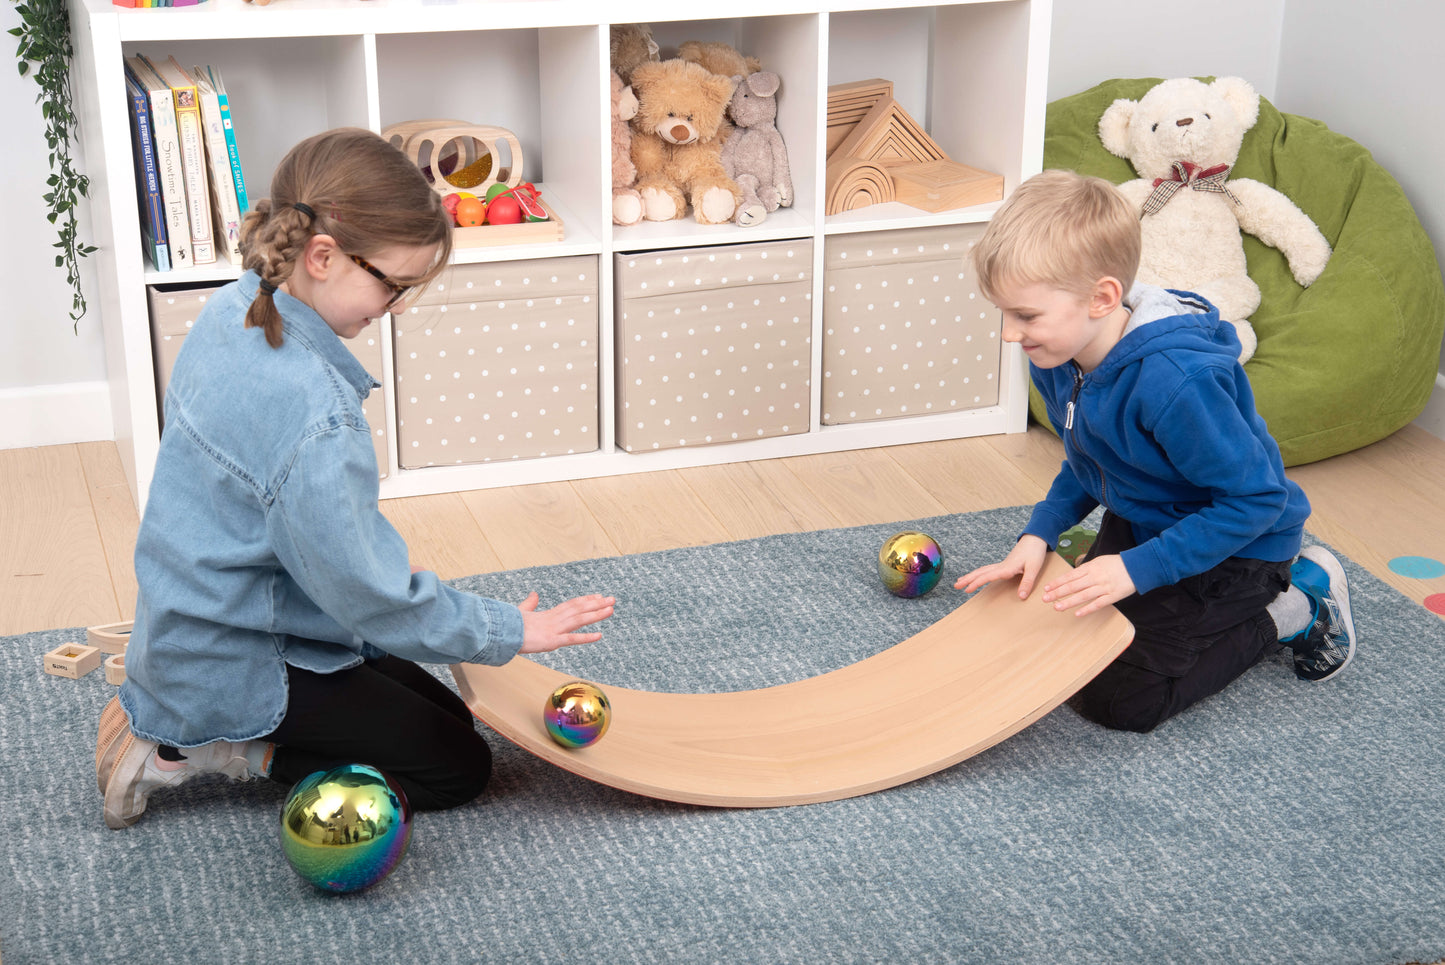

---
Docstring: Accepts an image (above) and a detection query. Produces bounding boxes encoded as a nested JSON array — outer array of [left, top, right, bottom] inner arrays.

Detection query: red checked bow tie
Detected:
[[1141, 160, 1241, 216]]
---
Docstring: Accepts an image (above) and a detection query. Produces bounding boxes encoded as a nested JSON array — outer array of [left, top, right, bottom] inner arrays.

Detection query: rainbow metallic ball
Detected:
[[878, 530, 945, 598], [543, 680, 611, 749], [279, 763, 413, 894]]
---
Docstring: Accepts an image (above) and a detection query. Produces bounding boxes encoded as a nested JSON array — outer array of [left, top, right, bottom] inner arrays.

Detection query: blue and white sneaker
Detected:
[[1288, 546, 1357, 682]]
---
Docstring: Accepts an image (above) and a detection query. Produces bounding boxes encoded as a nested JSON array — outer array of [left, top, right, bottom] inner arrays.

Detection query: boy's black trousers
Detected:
[[1073, 511, 1291, 733]]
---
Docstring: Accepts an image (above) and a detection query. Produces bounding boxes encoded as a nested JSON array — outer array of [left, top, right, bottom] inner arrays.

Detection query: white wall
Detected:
[[1046, 0, 1287, 103], [2, 0, 1442, 448], [1, 3, 112, 446], [1274, 0, 1445, 436]]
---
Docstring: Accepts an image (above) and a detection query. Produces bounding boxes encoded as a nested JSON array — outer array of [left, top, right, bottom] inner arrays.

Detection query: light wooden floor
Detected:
[[4, 424, 1444, 637]]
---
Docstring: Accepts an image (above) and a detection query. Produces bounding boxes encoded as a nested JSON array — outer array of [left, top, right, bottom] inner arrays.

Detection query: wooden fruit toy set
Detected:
[[383, 120, 564, 247]]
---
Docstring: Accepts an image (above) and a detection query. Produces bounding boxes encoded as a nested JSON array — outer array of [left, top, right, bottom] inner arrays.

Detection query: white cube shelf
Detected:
[[67, 0, 1049, 509]]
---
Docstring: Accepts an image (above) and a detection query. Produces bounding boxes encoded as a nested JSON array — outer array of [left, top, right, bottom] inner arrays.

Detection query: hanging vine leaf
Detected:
[[11, 0, 97, 329]]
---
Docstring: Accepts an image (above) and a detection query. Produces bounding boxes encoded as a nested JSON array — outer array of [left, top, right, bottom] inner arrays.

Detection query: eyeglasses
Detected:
[[346, 253, 417, 310]]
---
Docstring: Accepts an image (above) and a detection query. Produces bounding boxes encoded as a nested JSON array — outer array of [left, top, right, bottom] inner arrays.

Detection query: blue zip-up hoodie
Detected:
[[1023, 284, 1309, 596]]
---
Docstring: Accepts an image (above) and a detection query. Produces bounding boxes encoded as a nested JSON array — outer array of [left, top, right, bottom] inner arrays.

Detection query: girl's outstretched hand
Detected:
[[516, 592, 616, 653]]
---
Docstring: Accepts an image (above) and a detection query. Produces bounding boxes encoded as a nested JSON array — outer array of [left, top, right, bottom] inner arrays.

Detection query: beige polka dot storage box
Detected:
[[392, 255, 599, 468], [147, 283, 393, 479], [146, 283, 206, 408], [614, 240, 813, 453], [822, 224, 1000, 425]]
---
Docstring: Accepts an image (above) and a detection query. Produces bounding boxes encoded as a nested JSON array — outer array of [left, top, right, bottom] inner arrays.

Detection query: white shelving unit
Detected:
[[68, 0, 1050, 510]]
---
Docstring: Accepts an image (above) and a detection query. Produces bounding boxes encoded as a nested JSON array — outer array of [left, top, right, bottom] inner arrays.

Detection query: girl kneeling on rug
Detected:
[[96, 128, 614, 829]]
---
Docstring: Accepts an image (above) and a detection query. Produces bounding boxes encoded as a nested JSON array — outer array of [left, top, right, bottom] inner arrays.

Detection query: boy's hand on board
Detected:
[[955, 535, 1051, 599], [1040, 554, 1135, 616]]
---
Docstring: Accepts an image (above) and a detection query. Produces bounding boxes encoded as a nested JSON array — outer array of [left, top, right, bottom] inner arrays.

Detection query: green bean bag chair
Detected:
[[1035, 77, 1445, 466]]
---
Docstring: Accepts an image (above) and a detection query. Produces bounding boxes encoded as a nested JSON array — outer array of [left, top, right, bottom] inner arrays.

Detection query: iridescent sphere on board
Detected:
[[279, 763, 413, 894], [544, 680, 612, 749], [878, 530, 944, 598]]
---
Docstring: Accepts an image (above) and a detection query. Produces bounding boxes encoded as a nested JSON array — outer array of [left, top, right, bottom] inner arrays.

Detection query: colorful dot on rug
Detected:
[[1425, 594, 1445, 616], [1388, 555, 1445, 579]]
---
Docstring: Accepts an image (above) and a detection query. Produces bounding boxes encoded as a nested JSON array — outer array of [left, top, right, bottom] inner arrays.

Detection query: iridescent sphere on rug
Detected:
[[279, 763, 413, 894], [544, 680, 611, 749], [878, 530, 944, 598]]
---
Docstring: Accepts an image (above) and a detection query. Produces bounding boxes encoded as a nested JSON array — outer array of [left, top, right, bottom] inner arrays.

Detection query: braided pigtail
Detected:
[[240, 199, 318, 348]]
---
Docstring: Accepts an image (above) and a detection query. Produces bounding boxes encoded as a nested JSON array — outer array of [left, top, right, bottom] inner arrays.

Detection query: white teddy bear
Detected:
[[1099, 76, 1332, 362]]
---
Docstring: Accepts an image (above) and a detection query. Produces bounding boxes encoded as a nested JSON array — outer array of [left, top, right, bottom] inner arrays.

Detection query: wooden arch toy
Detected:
[[824, 156, 896, 214], [382, 120, 523, 197], [452, 553, 1133, 808]]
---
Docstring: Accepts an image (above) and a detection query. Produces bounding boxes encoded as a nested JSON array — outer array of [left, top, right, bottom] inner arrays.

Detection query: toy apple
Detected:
[[485, 194, 523, 225]]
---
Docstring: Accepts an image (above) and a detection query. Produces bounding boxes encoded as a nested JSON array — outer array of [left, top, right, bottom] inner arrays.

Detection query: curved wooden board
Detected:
[[452, 553, 1133, 808]]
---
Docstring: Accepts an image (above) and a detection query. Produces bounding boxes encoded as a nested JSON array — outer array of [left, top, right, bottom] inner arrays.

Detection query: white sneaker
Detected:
[[102, 735, 259, 829], [95, 695, 130, 793]]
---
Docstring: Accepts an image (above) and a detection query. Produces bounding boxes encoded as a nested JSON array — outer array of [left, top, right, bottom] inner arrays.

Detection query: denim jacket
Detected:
[[120, 271, 523, 747]]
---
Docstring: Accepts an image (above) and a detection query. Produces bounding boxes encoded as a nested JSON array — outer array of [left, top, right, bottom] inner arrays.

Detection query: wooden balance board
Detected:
[[452, 553, 1133, 808]]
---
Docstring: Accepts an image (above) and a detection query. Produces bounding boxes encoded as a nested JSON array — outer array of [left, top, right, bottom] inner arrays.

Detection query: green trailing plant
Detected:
[[11, 0, 96, 328]]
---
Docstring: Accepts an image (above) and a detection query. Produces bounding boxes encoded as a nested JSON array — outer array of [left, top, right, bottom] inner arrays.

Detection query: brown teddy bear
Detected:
[[629, 59, 742, 225], [677, 40, 761, 79], [610, 23, 659, 86], [611, 70, 643, 226]]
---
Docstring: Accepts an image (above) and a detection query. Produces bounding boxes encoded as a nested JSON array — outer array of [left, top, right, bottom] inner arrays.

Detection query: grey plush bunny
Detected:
[[720, 71, 793, 226]]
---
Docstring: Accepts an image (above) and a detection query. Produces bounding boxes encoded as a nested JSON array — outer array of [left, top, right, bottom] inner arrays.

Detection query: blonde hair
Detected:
[[240, 127, 453, 348], [971, 169, 1140, 303]]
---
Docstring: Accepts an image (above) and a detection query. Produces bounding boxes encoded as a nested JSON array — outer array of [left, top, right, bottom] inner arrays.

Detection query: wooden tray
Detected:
[[452, 194, 565, 248]]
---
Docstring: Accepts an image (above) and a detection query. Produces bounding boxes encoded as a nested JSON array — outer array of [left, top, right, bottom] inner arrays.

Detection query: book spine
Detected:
[[125, 76, 170, 272], [194, 75, 243, 264], [131, 61, 192, 270], [174, 93, 214, 264], [210, 74, 248, 215], [146, 55, 215, 265]]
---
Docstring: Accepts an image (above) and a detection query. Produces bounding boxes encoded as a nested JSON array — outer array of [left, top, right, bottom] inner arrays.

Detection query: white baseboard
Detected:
[[0, 381, 114, 449], [1412, 372, 1445, 441]]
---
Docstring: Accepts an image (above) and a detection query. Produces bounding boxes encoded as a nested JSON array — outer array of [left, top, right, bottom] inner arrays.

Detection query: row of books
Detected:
[[114, 0, 210, 7], [124, 54, 247, 272]]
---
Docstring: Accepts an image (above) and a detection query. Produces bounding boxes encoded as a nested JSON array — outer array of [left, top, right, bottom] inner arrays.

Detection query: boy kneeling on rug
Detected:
[[957, 169, 1356, 732]]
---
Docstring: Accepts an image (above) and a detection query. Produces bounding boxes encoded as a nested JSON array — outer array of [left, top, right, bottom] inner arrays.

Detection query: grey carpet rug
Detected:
[[3, 506, 1442, 965]]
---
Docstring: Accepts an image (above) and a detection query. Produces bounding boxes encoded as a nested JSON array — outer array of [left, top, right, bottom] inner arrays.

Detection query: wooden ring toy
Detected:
[[87, 620, 132, 655], [388, 122, 524, 197], [44, 642, 103, 679]]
